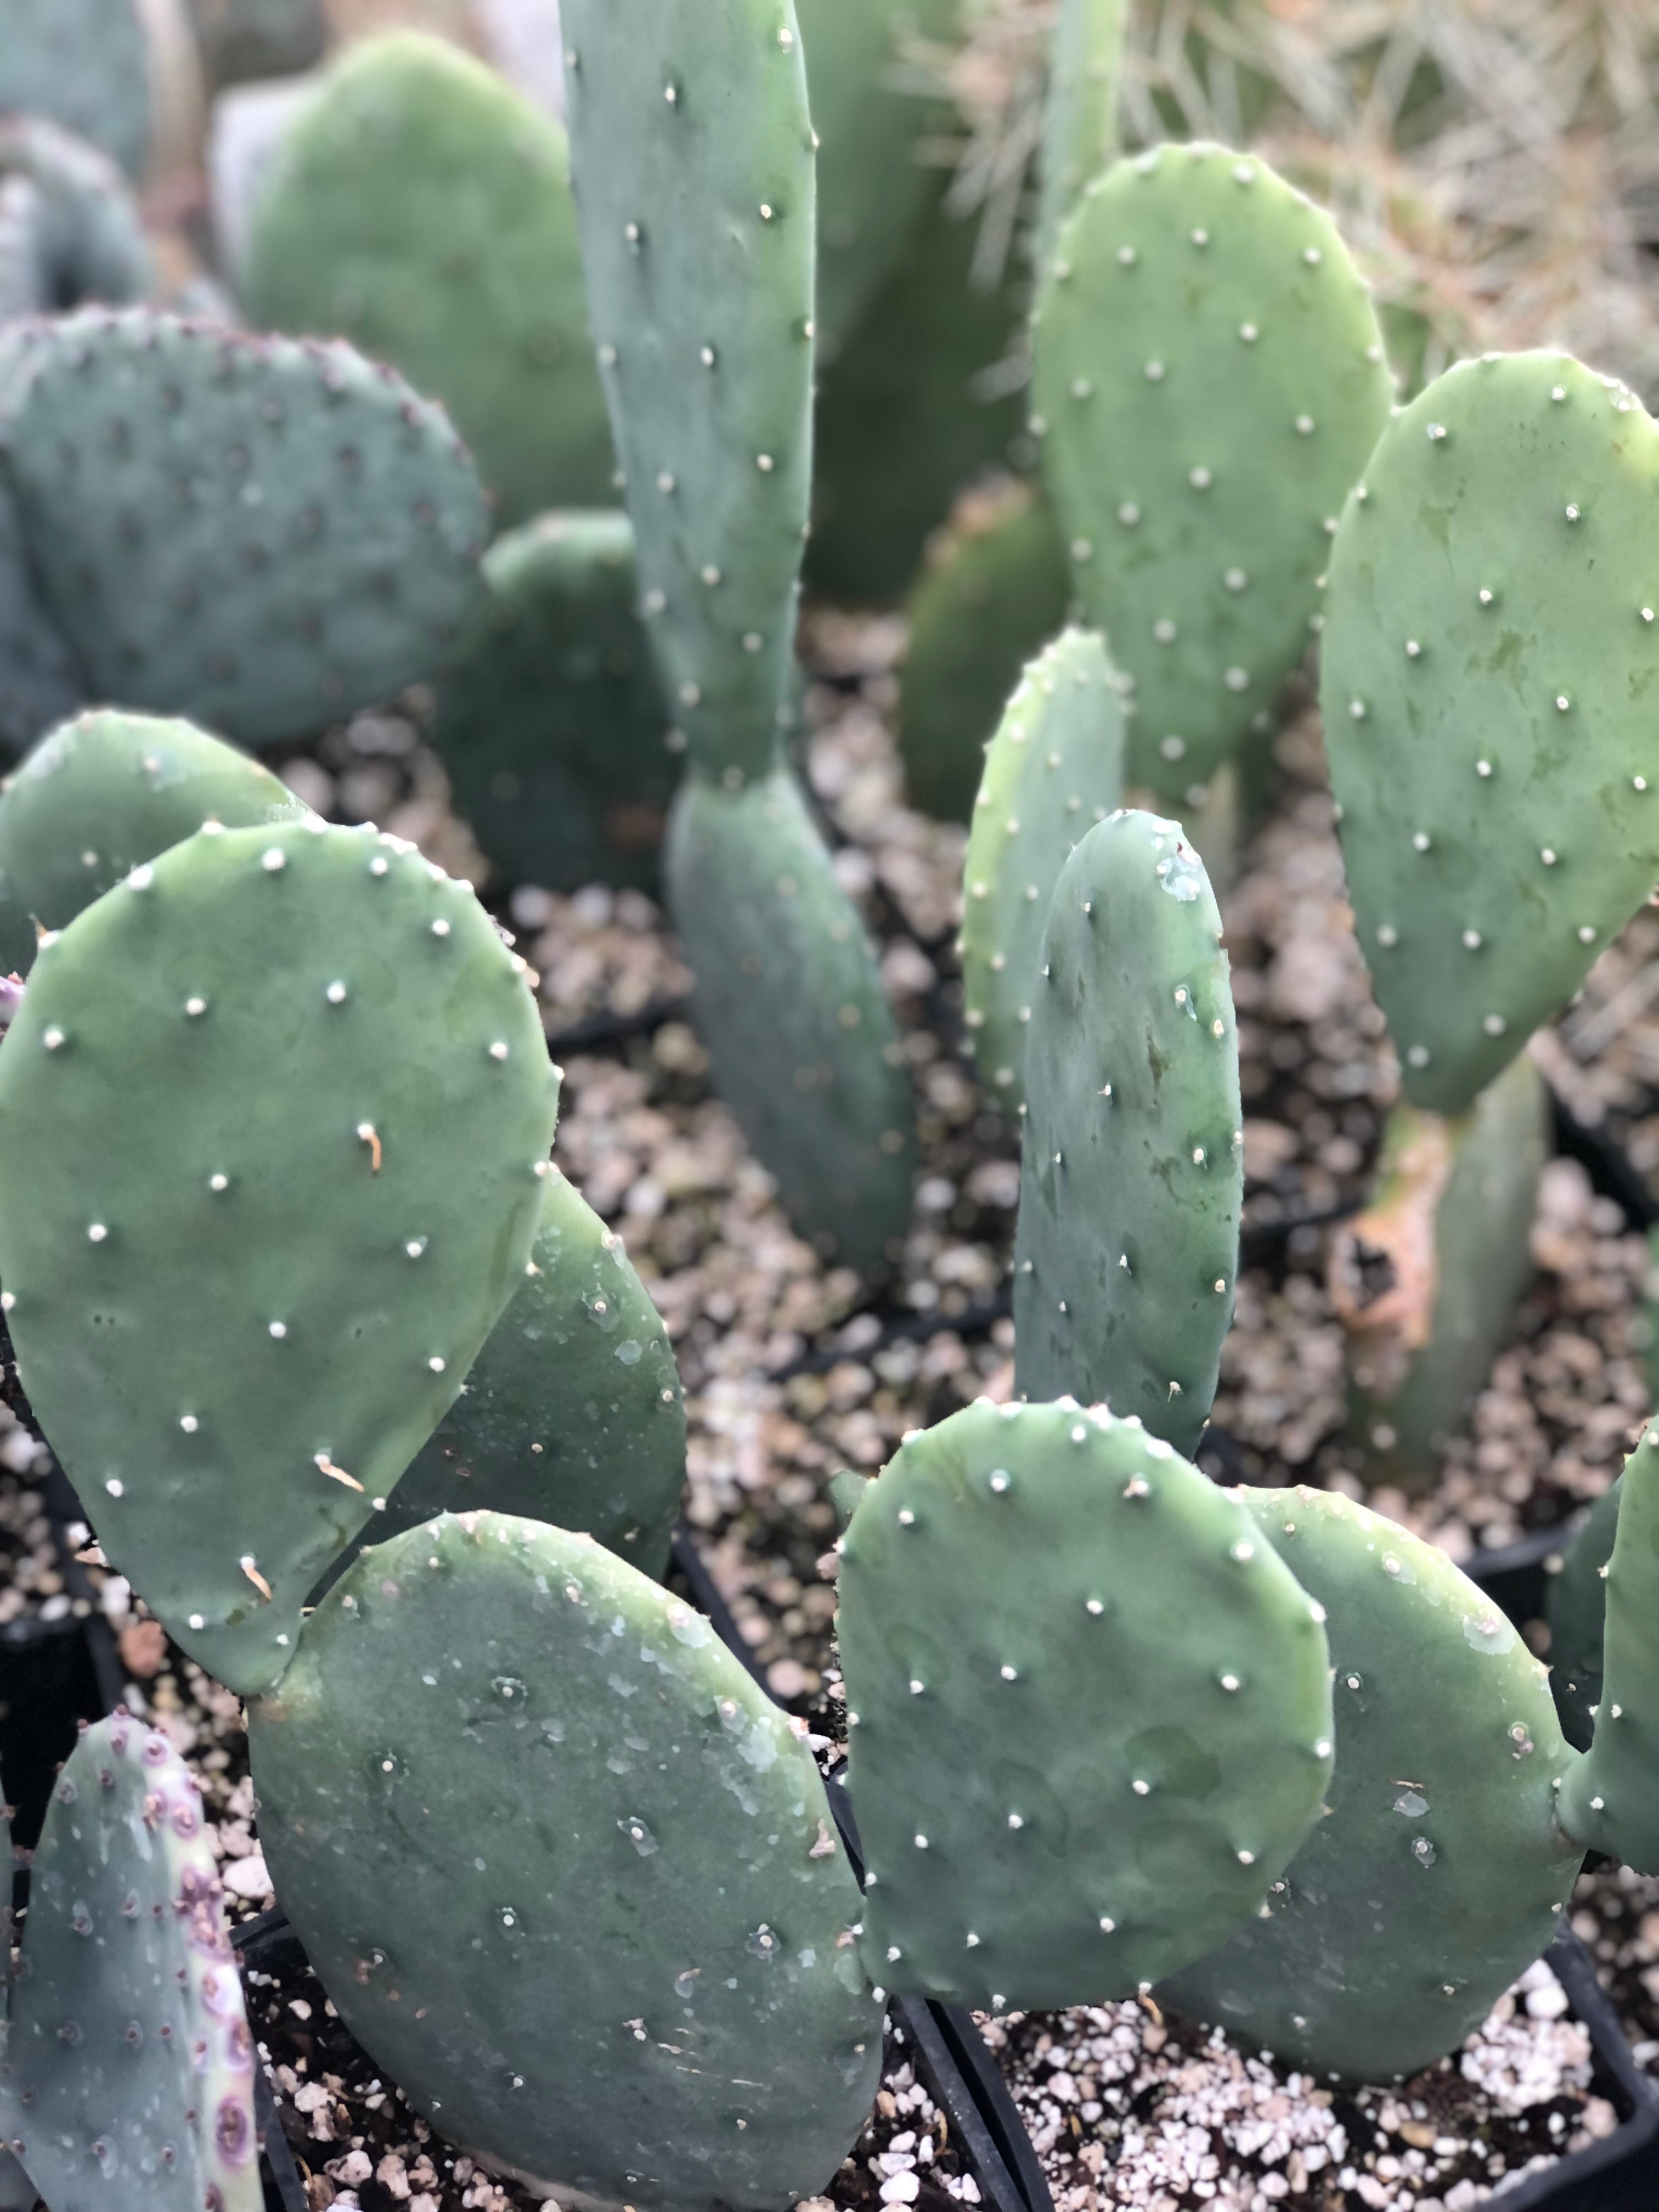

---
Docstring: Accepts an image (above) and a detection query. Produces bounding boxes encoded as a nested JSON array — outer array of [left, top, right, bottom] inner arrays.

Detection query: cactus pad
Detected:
[[0, 481, 82, 760], [432, 511, 676, 895], [1036, 0, 1124, 267], [244, 33, 613, 527], [667, 766, 915, 1275], [1161, 1487, 1583, 2081], [1014, 810, 1242, 1450], [562, 0, 815, 780], [0, 820, 557, 1694], [1, 309, 488, 748], [249, 1511, 881, 2210], [380, 1167, 686, 1577], [0, 1, 151, 181], [0, 115, 153, 309], [1032, 143, 1392, 795], [0, 1717, 260, 2212], [1559, 1431, 1659, 1868], [961, 627, 1126, 1112], [0, 709, 306, 960], [1322, 351, 1659, 1116], [838, 1400, 1333, 2009], [1547, 1477, 1619, 1753]]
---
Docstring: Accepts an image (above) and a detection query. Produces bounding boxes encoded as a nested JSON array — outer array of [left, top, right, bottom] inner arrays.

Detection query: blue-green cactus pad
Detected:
[[0, 477, 82, 760], [0, 115, 153, 309], [839, 1400, 1333, 2008], [0, 820, 558, 1694], [0, 0, 151, 180], [0, 309, 488, 748], [1162, 1486, 1583, 2081], [249, 1511, 881, 2211], [1322, 351, 1659, 1116]]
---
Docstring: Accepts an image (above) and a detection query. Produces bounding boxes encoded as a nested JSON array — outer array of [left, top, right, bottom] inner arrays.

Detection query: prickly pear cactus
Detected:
[[1036, 0, 1125, 268], [249, 1511, 882, 2212], [0, 709, 306, 962], [0, 178, 46, 321], [667, 766, 916, 1276], [1547, 1476, 1620, 1753], [961, 628, 1126, 1112], [899, 479, 1072, 825], [1161, 1487, 1583, 2082], [0, 309, 488, 749], [838, 1400, 1334, 2008], [0, 1717, 261, 2211], [0, 0, 152, 182], [1032, 144, 1393, 796], [1322, 351, 1659, 1117], [1559, 1431, 1659, 1868], [1014, 811, 1242, 1451], [0, 820, 558, 1694], [0, 480, 82, 761], [244, 33, 614, 527], [379, 1169, 686, 1576], [561, 0, 814, 780], [0, 114, 153, 309], [432, 511, 676, 895]]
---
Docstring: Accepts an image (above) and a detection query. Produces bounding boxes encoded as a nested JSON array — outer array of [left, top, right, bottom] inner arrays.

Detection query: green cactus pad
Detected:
[[0, 1, 151, 181], [1322, 352, 1659, 1118], [0, 115, 153, 309], [1, 309, 488, 749], [667, 766, 915, 1276], [1032, 143, 1392, 797], [1013, 810, 1241, 1451], [0, 481, 83, 760], [1559, 1431, 1659, 1869], [244, 33, 613, 528], [249, 1511, 881, 2211], [838, 1399, 1333, 2009], [0, 709, 306, 962], [1035, 0, 1124, 268], [432, 512, 677, 895], [0, 1717, 260, 2212], [1547, 1477, 1620, 1753], [899, 479, 1072, 824], [562, 0, 814, 782], [0, 820, 558, 1695], [379, 1167, 685, 1576], [960, 628, 1126, 1113], [1161, 1486, 1583, 2082]]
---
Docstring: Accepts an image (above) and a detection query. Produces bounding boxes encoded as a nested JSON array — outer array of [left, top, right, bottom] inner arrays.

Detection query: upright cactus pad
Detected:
[[244, 33, 614, 527], [1322, 351, 1659, 1116], [432, 511, 676, 895], [561, 0, 815, 780], [0, 709, 306, 961], [1036, 0, 1125, 268], [0, 1717, 260, 2212], [0, 821, 558, 1694], [1, 310, 488, 748], [838, 1400, 1334, 2009], [0, 0, 151, 181], [380, 1168, 686, 1577], [1032, 144, 1392, 795], [1547, 1476, 1620, 1752], [0, 481, 82, 761], [0, 115, 153, 309], [960, 627, 1127, 1112], [1559, 1431, 1659, 1868], [1161, 1487, 1582, 2082], [1014, 810, 1242, 1452], [667, 767, 915, 1276], [249, 1512, 881, 2212]]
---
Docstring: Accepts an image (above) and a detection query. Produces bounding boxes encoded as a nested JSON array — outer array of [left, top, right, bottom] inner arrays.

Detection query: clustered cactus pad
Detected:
[[1033, 142, 1393, 796], [249, 1512, 881, 2212], [1322, 351, 1659, 1117], [0, 820, 557, 1693]]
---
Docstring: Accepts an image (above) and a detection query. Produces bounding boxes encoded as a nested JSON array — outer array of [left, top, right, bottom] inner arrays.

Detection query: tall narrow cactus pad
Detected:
[[1161, 1487, 1582, 2082], [838, 1400, 1333, 2009], [244, 34, 613, 527], [432, 512, 676, 895], [1014, 810, 1242, 1451], [667, 768, 915, 1276], [1330, 1054, 1547, 1489], [1547, 1477, 1620, 1752], [0, 709, 306, 960], [380, 1169, 686, 1576], [961, 627, 1126, 1113], [249, 1513, 881, 2211], [0, 1, 151, 180], [1, 311, 488, 748], [1032, 144, 1392, 796], [562, 0, 815, 781], [1322, 352, 1659, 1116], [0, 1718, 261, 2212], [1559, 1431, 1659, 1868], [0, 821, 557, 1694], [1036, 0, 1125, 269], [0, 116, 153, 308]]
